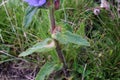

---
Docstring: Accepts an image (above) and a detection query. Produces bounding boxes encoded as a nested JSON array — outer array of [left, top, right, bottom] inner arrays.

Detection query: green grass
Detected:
[[0, 0, 120, 80]]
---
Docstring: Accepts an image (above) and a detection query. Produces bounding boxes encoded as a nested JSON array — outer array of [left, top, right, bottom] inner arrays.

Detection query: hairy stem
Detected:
[[55, 40, 69, 77], [48, 0, 69, 77], [49, 7, 56, 33]]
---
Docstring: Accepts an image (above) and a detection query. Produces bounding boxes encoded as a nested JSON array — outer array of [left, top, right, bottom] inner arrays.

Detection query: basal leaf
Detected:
[[24, 6, 38, 28], [19, 38, 55, 57], [35, 62, 63, 80], [52, 31, 90, 46]]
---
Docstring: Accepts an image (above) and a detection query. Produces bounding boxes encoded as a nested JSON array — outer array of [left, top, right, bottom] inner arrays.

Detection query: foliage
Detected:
[[0, 0, 120, 80], [19, 38, 56, 57], [52, 31, 90, 46], [36, 61, 63, 80], [24, 6, 38, 28]]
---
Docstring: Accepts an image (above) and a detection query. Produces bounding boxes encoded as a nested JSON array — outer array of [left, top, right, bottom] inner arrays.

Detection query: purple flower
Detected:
[[93, 8, 100, 15], [24, 0, 46, 7]]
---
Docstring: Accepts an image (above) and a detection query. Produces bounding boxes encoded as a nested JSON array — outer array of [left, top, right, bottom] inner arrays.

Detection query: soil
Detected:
[[0, 61, 39, 80]]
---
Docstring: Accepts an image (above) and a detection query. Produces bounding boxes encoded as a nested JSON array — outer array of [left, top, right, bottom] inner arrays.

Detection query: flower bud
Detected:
[[54, 0, 60, 10], [94, 8, 100, 15]]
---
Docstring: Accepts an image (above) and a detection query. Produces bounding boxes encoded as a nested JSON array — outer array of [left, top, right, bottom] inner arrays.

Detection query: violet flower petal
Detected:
[[24, 0, 46, 7]]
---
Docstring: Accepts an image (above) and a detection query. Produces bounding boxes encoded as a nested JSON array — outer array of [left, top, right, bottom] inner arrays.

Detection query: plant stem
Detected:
[[49, 3, 55, 33], [48, 1, 69, 77], [55, 40, 69, 77]]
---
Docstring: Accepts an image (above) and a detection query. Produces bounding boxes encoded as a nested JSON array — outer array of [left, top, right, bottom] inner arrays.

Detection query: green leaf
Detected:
[[52, 31, 90, 46], [24, 6, 38, 28], [19, 38, 56, 57], [35, 62, 63, 80]]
